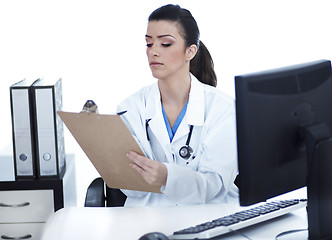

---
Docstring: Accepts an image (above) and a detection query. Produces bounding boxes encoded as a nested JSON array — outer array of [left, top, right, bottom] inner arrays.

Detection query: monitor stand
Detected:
[[306, 123, 332, 239], [277, 123, 332, 240]]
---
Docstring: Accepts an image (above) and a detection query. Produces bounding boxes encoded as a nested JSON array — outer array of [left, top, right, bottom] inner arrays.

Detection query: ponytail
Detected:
[[190, 41, 217, 87]]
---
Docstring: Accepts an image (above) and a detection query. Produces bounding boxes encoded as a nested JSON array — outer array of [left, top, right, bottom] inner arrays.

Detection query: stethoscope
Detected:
[[146, 119, 194, 160]]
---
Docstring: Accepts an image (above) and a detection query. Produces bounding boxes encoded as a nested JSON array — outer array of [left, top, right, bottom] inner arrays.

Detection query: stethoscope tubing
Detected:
[[145, 120, 194, 160]]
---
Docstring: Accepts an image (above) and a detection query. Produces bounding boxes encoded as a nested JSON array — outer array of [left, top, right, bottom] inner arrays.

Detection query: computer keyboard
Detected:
[[169, 199, 307, 239]]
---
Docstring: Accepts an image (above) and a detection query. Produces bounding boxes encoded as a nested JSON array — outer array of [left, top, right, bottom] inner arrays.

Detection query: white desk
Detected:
[[40, 202, 307, 240]]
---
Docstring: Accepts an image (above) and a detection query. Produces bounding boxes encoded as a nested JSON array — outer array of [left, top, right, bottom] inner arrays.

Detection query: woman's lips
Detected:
[[150, 61, 163, 66]]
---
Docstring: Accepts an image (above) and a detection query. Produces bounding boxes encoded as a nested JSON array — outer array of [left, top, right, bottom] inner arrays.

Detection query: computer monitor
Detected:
[[235, 59, 332, 239]]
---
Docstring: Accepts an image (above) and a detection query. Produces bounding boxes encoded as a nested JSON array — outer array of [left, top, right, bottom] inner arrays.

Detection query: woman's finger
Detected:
[[127, 151, 153, 171]]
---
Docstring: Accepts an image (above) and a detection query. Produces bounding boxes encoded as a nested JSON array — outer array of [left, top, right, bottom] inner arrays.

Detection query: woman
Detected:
[[117, 4, 238, 206]]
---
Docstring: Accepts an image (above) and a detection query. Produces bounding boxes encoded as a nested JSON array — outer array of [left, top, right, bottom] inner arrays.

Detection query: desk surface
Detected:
[[40, 201, 307, 240]]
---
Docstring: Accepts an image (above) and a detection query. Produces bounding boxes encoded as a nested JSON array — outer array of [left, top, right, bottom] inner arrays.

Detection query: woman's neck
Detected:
[[158, 72, 191, 106], [158, 73, 191, 127]]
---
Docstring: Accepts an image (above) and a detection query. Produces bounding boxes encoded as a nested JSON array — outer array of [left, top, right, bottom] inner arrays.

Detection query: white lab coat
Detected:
[[117, 74, 239, 206]]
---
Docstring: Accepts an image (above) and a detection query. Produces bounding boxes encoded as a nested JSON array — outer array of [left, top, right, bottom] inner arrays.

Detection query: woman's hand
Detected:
[[127, 151, 167, 187]]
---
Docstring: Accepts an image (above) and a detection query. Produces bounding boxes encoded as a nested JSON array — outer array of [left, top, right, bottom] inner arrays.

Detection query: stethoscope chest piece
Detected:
[[179, 145, 193, 159]]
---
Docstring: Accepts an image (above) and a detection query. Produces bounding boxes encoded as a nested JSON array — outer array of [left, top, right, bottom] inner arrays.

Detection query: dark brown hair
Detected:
[[148, 4, 217, 87]]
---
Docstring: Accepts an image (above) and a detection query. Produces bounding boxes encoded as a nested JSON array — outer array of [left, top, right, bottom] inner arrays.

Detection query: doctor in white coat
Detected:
[[117, 4, 239, 206]]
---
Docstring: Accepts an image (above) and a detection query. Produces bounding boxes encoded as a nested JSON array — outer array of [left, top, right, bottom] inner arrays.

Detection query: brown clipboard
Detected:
[[57, 111, 161, 193]]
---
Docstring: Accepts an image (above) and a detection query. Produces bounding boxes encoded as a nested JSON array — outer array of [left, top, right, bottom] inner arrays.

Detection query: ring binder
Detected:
[[10, 79, 40, 179], [31, 78, 66, 178]]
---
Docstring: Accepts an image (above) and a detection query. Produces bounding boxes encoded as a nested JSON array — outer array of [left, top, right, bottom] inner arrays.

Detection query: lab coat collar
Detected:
[[145, 83, 161, 121], [187, 74, 205, 126], [145, 83, 170, 149]]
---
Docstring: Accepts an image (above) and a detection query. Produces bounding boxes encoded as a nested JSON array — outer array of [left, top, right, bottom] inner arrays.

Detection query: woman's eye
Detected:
[[146, 43, 153, 47], [162, 43, 172, 47]]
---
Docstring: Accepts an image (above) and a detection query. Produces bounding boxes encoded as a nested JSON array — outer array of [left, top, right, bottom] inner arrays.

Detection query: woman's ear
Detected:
[[186, 44, 198, 61]]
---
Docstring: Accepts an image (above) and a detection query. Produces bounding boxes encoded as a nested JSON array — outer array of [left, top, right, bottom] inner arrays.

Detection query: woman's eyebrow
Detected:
[[145, 34, 176, 39]]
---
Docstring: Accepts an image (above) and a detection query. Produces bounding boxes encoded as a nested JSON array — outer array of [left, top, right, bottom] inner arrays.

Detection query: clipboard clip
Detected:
[[81, 100, 99, 114]]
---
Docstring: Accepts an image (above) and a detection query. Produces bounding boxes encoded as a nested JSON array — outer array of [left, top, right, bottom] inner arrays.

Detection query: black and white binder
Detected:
[[10, 78, 40, 179], [31, 78, 66, 178]]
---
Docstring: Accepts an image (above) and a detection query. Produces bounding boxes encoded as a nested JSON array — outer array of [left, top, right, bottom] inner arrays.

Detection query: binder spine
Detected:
[[54, 79, 66, 177], [33, 79, 66, 178], [10, 85, 37, 179]]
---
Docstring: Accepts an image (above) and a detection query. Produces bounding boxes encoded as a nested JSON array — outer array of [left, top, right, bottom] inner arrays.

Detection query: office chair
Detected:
[[84, 177, 127, 207], [234, 174, 240, 189]]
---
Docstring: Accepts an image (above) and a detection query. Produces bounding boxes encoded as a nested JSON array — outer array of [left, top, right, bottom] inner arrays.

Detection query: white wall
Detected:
[[1, 0, 331, 206]]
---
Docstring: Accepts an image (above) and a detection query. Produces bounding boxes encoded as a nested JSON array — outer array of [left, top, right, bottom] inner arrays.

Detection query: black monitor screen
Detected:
[[235, 59, 332, 207]]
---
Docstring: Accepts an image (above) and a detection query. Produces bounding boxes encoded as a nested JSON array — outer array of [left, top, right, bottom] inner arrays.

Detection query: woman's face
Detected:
[[145, 20, 190, 80]]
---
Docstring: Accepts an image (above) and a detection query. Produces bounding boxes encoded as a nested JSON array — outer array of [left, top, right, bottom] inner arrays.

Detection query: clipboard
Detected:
[[57, 111, 161, 193]]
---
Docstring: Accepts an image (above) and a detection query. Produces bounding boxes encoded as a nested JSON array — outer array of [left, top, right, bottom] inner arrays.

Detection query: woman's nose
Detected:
[[152, 51, 159, 56], [149, 46, 159, 57]]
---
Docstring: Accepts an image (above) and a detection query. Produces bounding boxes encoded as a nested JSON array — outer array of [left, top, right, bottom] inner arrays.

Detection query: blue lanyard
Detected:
[[162, 101, 188, 142]]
